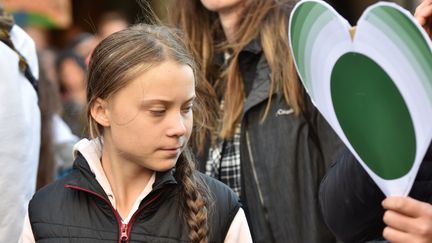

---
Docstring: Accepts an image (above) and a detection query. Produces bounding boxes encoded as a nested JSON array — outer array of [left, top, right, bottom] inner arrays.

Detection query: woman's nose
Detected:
[[166, 112, 187, 137]]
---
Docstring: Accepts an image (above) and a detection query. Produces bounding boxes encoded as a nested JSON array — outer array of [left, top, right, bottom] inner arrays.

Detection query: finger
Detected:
[[418, 0, 432, 9], [415, 3, 432, 26], [383, 226, 415, 243], [383, 209, 417, 233], [415, 1, 432, 18], [382, 197, 430, 218], [416, 0, 432, 10]]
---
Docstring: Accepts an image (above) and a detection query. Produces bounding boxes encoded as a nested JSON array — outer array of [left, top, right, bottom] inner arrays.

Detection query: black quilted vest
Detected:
[[29, 154, 240, 243]]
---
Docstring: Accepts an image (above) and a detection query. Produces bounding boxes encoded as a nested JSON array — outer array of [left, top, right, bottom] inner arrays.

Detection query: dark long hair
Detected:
[[37, 56, 61, 190]]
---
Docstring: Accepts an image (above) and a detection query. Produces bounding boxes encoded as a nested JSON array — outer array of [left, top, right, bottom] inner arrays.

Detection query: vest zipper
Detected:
[[64, 184, 161, 243], [121, 193, 161, 242], [120, 224, 128, 243]]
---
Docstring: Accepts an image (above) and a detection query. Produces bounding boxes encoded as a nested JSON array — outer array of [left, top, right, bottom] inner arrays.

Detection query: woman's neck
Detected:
[[218, 6, 243, 43], [101, 141, 153, 219]]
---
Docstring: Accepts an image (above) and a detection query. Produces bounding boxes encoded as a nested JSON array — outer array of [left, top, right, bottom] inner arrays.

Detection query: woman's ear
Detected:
[[90, 98, 110, 127]]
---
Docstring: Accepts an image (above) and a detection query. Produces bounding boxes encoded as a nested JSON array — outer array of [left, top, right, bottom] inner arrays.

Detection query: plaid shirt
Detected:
[[205, 104, 242, 196], [205, 51, 242, 196]]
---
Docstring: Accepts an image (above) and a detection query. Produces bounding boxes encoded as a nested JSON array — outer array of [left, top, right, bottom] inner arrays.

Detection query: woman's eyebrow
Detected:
[[140, 95, 196, 105], [185, 96, 196, 103]]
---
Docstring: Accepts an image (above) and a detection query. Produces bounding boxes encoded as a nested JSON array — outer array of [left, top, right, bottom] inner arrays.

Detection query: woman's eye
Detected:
[[150, 110, 166, 116], [182, 105, 193, 114]]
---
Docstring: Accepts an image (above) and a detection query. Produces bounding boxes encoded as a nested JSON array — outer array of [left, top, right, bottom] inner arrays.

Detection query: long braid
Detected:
[[176, 149, 210, 243]]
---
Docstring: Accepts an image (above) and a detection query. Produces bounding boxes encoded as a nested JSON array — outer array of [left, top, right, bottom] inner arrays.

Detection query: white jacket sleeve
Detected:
[[224, 208, 253, 243], [0, 25, 40, 242], [19, 211, 35, 243]]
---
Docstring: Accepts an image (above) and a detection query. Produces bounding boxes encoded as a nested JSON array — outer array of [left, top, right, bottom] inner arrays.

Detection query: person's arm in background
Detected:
[[0, 8, 40, 242], [415, 0, 432, 38], [19, 212, 35, 243], [319, 148, 387, 242], [320, 145, 432, 242]]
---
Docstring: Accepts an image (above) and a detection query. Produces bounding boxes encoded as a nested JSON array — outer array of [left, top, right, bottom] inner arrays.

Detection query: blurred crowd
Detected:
[[29, 10, 130, 186]]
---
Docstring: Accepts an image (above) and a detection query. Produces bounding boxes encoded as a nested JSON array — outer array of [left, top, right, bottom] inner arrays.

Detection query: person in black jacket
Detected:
[[320, 145, 432, 243], [319, 3, 432, 242], [170, 1, 345, 242], [22, 23, 252, 243]]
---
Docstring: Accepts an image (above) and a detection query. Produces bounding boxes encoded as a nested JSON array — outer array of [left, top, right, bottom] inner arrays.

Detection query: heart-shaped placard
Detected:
[[289, 0, 432, 196]]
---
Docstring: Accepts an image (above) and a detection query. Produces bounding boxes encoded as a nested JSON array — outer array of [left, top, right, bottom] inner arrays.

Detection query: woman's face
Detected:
[[102, 59, 195, 172], [200, 0, 244, 13], [59, 58, 86, 93]]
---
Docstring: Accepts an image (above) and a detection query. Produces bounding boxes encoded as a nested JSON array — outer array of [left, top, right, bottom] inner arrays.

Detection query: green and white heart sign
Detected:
[[289, 0, 432, 196]]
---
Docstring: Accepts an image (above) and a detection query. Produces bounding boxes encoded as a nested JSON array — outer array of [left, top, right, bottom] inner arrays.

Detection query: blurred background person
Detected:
[[96, 11, 129, 41], [0, 5, 40, 242], [37, 54, 78, 186], [55, 49, 87, 138]]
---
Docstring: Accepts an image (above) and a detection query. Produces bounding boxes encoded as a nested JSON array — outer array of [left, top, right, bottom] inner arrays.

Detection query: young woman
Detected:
[[171, 0, 345, 242], [22, 24, 252, 243]]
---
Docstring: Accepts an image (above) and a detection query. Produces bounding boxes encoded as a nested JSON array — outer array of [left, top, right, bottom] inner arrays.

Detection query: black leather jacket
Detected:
[[29, 154, 240, 243]]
